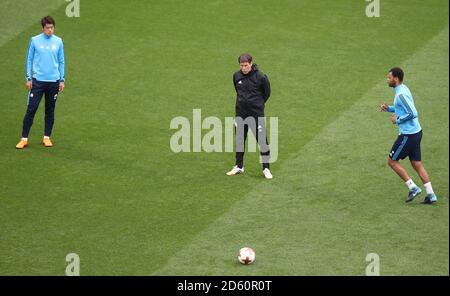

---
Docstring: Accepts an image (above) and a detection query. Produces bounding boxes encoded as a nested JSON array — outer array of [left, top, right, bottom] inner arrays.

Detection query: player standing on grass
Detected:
[[15, 16, 65, 149], [226, 53, 273, 179], [380, 67, 437, 204]]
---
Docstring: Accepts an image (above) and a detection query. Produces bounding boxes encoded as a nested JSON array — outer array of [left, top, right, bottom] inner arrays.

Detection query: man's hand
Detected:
[[59, 82, 65, 92], [380, 103, 389, 112], [26, 80, 32, 90], [391, 114, 397, 124]]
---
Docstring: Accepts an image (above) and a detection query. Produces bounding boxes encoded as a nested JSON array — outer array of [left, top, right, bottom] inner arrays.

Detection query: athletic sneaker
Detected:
[[15, 139, 28, 149], [421, 193, 438, 204], [42, 137, 53, 147], [226, 166, 244, 176], [405, 186, 422, 203], [262, 168, 273, 180]]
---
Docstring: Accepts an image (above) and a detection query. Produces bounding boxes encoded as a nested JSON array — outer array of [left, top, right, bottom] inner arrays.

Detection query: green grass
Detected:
[[0, 0, 448, 275], [156, 26, 450, 276], [0, 0, 63, 46]]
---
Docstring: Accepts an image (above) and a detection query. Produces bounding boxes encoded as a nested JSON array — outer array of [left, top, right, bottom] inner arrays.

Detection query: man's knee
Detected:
[[411, 160, 422, 170], [25, 106, 38, 117], [45, 109, 55, 118], [260, 149, 270, 156], [387, 157, 397, 168]]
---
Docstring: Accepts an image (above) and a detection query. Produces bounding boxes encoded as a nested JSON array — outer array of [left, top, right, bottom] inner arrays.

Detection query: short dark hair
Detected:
[[238, 53, 253, 64], [41, 16, 55, 28], [389, 67, 404, 82]]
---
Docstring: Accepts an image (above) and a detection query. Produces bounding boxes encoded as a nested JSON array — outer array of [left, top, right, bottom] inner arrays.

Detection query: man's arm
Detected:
[[232, 73, 238, 93], [396, 94, 417, 124], [25, 38, 34, 89], [262, 74, 271, 103], [58, 40, 65, 91]]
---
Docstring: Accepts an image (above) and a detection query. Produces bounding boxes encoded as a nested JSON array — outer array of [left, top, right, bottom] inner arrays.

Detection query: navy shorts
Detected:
[[389, 130, 422, 161]]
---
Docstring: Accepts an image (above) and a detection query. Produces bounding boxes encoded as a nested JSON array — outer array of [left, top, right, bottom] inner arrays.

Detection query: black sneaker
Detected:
[[421, 193, 437, 204], [405, 186, 422, 203]]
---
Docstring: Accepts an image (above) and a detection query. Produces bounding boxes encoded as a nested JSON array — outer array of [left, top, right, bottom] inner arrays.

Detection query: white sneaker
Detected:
[[226, 166, 244, 176], [262, 168, 273, 179]]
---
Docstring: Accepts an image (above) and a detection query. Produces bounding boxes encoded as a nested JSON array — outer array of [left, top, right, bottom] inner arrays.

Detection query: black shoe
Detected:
[[405, 186, 422, 203], [421, 193, 437, 204]]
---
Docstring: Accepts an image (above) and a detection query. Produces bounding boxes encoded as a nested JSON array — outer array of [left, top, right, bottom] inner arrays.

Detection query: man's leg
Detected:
[[44, 81, 59, 137], [245, 116, 272, 179], [235, 122, 248, 169], [255, 116, 270, 170], [388, 134, 422, 202], [22, 80, 45, 138], [226, 114, 248, 176], [411, 160, 437, 203], [387, 157, 421, 202], [410, 160, 430, 184], [387, 157, 411, 182], [388, 157, 411, 182], [409, 131, 437, 204]]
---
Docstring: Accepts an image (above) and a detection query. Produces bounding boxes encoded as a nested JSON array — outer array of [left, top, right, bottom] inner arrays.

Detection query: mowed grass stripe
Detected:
[[154, 26, 449, 275], [0, 0, 64, 47]]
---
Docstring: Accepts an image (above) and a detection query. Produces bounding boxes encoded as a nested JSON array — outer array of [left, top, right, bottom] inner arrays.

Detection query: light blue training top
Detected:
[[387, 84, 421, 135], [25, 33, 65, 82]]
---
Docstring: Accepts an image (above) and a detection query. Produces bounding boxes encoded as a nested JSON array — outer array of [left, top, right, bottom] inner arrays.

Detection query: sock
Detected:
[[44, 136, 50, 140], [21, 137, 28, 141], [424, 182, 434, 195], [405, 179, 417, 190]]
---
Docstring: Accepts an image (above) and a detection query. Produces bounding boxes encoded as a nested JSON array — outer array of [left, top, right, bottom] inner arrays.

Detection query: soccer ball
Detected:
[[238, 247, 255, 265]]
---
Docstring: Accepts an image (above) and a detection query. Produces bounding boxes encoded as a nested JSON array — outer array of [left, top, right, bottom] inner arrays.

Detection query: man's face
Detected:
[[240, 62, 252, 74], [42, 24, 54, 37], [386, 72, 399, 88]]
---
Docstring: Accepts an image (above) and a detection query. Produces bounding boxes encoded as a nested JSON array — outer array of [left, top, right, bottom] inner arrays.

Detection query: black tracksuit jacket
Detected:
[[233, 64, 271, 118]]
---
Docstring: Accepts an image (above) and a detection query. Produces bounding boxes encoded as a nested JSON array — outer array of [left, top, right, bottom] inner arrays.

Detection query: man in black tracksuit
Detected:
[[226, 53, 273, 179]]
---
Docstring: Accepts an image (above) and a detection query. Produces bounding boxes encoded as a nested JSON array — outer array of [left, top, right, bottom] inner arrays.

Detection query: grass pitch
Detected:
[[0, 0, 448, 275]]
